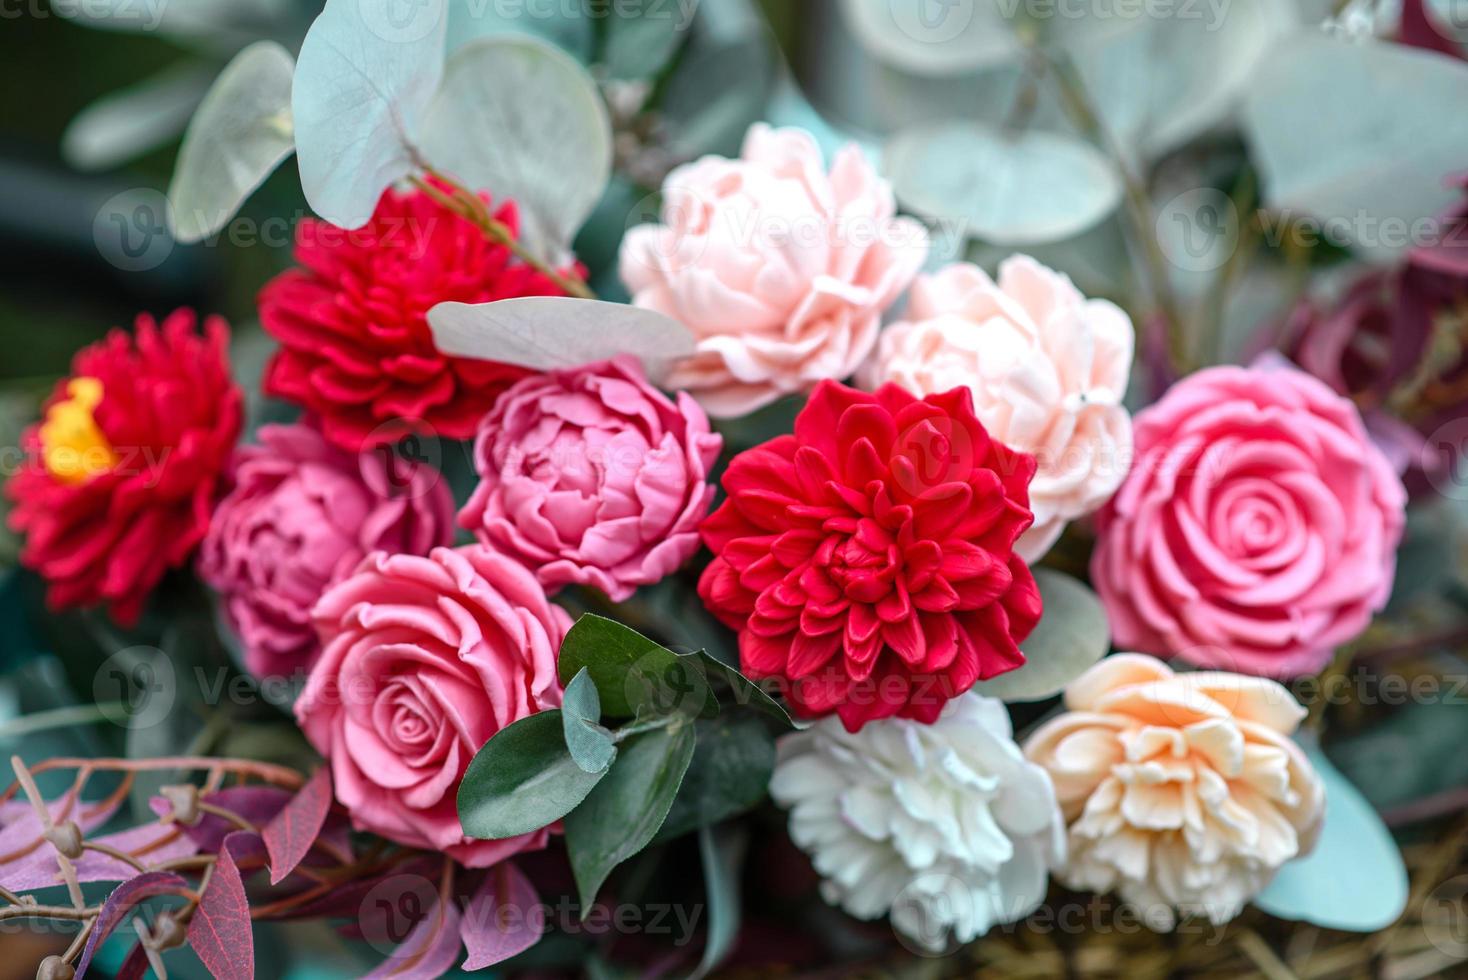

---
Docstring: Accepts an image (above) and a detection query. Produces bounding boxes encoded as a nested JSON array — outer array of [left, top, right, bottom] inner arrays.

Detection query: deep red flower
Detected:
[[6, 310, 242, 625], [260, 185, 577, 451], [698, 381, 1043, 731]]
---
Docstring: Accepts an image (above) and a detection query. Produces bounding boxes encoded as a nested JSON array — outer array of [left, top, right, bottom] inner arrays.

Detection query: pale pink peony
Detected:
[[620, 123, 929, 418], [296, 546, 570, 867], [860, 257, 1134, 561], [1091, 363, 1406, 678], [199, 421, 454, 679], [1024, 654, 1325, 928], [459, 356, 722, 602]]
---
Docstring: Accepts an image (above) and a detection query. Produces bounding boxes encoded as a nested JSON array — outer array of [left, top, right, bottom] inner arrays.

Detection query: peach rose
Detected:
[[620, 123, 928, 418], [1024, 654, 1325, 928], [859, 257, 1133, 561]]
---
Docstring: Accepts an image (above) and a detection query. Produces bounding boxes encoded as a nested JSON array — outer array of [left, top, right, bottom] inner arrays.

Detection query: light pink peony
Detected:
[[619, 123, 929, 418], [199, 421, 454, 679], [1024, 654, 1325, 928], [296, 546, 570, 867], [1092, 363, 1406, 678], [459, 356, 723, 602], [860, 257, 1134, 561]]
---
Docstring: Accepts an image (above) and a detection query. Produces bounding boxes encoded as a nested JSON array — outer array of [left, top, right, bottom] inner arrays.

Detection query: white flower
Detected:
[[769, 693, 1065, 952], [859, 256, 1134, 562]]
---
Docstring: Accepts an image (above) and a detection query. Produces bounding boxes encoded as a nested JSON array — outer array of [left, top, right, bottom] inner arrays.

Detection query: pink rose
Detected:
[[1092, 364, 1407, 678], [619, 123, 929, 418], [459, 356, 722, 602], [296, 546, 571, 866], [199, 421, 454, 679], [860, 257, 1134, 561]]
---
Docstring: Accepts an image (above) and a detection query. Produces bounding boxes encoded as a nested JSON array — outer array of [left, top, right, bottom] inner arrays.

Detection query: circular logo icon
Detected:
[[622, 649, 712, 720], [361, 421, 444, 500], [1422, 417, 1468, 502], [1426, 0, 1468, 40], [620, 187, 713, 277], [1423, 875, 1468, 957], [359, 874, 440, 955], [358, 0, 446, 44], [891, 871, 970, 957], [891, 0, 976, 46], [890, 413, 976, 497], [93, 646, 176, 731], [94, 188, 174, 273], [1156, 188, 1240, 274]]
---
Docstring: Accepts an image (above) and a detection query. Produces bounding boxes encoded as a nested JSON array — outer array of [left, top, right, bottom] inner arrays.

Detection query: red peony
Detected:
[[698, 381, 1043, 731], [260, 185, 577, 451], [7, 310, 242, 625]]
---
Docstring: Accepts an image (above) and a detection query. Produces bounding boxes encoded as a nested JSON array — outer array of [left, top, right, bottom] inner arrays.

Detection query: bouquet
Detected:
[[3, 0, 1467, 977]]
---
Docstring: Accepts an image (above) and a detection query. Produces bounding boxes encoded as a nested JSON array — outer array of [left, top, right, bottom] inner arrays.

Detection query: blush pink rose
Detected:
[[619, 123, 929, 418], [1092, 363, 1407, 678], [459, 356, 723, 602], [296, 546, 571, 867], [860, 257, 1134, 561], [199, 421, 454, 679]]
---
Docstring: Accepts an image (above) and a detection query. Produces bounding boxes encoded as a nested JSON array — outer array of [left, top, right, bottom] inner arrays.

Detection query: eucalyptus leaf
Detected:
[[62, 63, 213, 172], [167, 42, 296, 244], [1253, 742, 1408, 932], [1242, 32, 1468, 259], [973, 569, 1109, 703], [291, 0, 446, 228], [839, 0, 1022, 76], [654, 715, 775, 843], [603, 5, 693, 80], [692, 652, 794, 728], [563, 668, 617, 775], [885, 123, 1122, 246], [419, 34, 611, 260], [660, 0, 775, 158], [447, 0, 595, 61], [691, 825, 747, 980], [458, 710, 607, 840], [564, 723, 697, 911], [555, 614, 717, 721], [427, 297, 696, 384]]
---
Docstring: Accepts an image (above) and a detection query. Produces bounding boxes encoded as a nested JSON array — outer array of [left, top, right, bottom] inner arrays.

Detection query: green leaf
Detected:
[[564, 723, 697, 910], [603, 6, 692, 80], [554, 614, 717, 720], [691, 825, 747, 980], [654, 715, 775, 844], [840, 0, 1022, 75], [1254, 741, 1408, 931], [691, 652, 795, 729], [458, 710, 607, 840], [563, 668, 617, 775], [972, 569, 1109, 703]]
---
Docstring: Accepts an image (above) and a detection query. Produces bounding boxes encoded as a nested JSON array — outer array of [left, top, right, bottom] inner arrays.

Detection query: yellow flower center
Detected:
[[40, 378, 118, 483]]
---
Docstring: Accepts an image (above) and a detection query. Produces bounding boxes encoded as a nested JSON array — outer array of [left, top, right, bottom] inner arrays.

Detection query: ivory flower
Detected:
[[770, 693, 1064, 951], [1023, 654, 1326, 928], [860, 257, 1134, 561]]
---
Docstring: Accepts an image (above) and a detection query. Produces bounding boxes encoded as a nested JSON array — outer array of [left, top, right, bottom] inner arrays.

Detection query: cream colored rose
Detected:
[[859, 256, 1134, 561], [1023, 654, 1325, 928]]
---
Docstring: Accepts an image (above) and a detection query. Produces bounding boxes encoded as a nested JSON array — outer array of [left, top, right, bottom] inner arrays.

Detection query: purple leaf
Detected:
[[267, 856, 442, 922], [0, 790, 122, 884], [460, 863, 543, 970], [361, 893, 464, 980], [3, 821, 199, 892], [264, 767, 333, 885], [188, 833, 256, 980], [74, 871, 189, 979], [115, 939, 153, 980], [151, 785, 292, 854]]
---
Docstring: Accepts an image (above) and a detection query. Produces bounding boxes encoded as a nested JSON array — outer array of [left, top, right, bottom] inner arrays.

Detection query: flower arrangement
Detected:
[[3, 1, 1468, 978]]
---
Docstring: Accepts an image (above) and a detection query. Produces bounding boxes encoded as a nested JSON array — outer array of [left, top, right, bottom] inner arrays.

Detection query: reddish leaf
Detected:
[[362, 893, 464, 980], [187, 833, 255, 980], [460, 863, 544, 970], [267, 856, 442, 922], [3, 821, 199, 892], [152, 786, 293, 854], [74, 871, 189, 979], [263, 766, 332, 885], [114, 939, 153, 980]]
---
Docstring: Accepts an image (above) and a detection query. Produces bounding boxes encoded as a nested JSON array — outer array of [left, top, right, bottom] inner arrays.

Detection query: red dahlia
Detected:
[[7, 310, 242, 625], [698, 381, 1043, 730], [260, 185, 577, 451]]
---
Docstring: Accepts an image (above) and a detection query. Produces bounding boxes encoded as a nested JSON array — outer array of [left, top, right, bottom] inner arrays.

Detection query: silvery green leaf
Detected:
[[972, 570, 1109, 703], [885, 122, 1122, 246], [1242, 32, 1468, 260], [660, 0, 776, 158], [428, 298, 695, 383], [292, 0, 447, 229], [167, 42, 296, 244], [838, 0, 1022, 76], [603, 4, 693, 80], [62, 63, 213, 172], [419, 35, 610, 260]]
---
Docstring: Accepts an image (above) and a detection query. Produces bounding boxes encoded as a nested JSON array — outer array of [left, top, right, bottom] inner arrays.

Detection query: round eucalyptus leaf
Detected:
[[972, 569, 1109, 703]]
